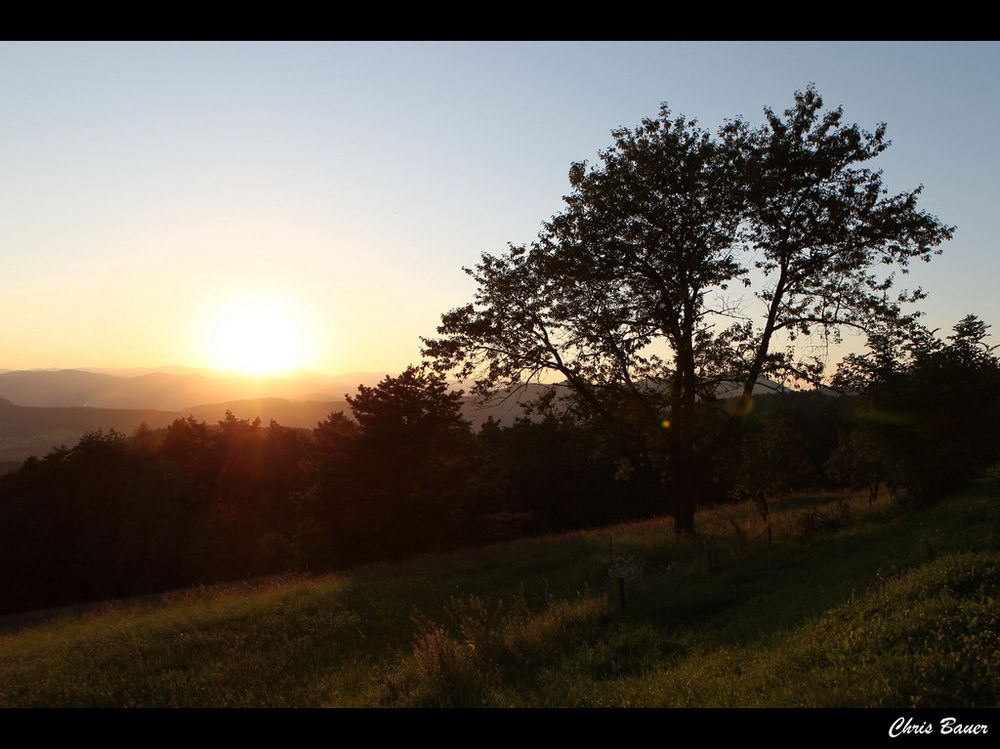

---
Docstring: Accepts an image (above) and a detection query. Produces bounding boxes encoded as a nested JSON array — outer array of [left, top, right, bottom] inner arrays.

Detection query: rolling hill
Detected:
[[0, 478, 996, 707], [0, 402, 182, 465], [0, 368, 388, 411]]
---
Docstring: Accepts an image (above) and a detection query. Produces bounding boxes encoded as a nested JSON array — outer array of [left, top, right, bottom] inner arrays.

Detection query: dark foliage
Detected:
[[832, 316, 1000, 506], [0, 368, 646, 614], [296, 366, 475, 566], [0, 414, 310, 614]]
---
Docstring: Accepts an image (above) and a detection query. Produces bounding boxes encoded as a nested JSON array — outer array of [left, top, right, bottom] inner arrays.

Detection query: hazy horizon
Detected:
[[0, 363, 386, 378]]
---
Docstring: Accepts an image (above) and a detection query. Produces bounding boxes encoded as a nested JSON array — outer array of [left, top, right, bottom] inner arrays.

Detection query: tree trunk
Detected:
[[670, 452, 698, 535], [670, 327, 699, 536], [673, 494, 696, 534]]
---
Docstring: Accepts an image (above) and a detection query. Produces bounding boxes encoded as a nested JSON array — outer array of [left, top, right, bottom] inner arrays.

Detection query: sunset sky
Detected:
[[1, 41, 997, 377]]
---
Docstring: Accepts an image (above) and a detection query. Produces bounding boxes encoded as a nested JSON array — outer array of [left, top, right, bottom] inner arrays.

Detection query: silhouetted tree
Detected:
[[833, 315, 1000, 505], [161, 415, 221, 500], [299, 366, 476, 566], [294, 412, 362, 568], [349, 366, 475, 556], [424, 86, 952, 533]]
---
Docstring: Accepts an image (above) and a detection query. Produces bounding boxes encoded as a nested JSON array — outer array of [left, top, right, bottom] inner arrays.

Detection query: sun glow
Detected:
[[203, 294, 312, 376]]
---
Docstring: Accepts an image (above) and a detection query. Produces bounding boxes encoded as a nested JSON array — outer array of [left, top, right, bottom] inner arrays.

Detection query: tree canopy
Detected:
[[424, 86, 954, 533], [831, 315, 1000, 506]]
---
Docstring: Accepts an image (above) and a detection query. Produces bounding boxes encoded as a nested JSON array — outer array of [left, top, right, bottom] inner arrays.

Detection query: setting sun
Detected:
[[203, 294, 311, 376]]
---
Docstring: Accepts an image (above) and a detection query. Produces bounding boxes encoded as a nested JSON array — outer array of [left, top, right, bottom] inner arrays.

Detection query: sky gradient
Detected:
[[1, 41, 997, 376]]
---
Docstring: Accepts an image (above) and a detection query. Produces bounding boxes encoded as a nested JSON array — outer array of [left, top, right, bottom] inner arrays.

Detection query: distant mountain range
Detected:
[[0, 368, 387, 411]]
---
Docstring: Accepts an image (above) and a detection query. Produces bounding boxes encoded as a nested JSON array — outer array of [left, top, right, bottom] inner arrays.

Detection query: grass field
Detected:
[[1, 479, 998, 707]]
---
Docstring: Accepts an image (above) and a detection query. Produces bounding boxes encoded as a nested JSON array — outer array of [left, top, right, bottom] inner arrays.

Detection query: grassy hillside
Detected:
[[0, 479, 998, 707]]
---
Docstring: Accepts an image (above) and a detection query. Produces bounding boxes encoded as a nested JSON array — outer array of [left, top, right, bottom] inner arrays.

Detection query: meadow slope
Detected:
[[1, 479, 998, 707]]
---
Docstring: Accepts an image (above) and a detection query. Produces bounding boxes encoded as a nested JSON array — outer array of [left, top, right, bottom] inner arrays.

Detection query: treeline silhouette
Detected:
[[1, 319, 998, 616]]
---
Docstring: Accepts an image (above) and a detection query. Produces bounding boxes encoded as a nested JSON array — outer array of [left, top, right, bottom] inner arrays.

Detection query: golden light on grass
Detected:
[[203, 293, 312, 377]]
